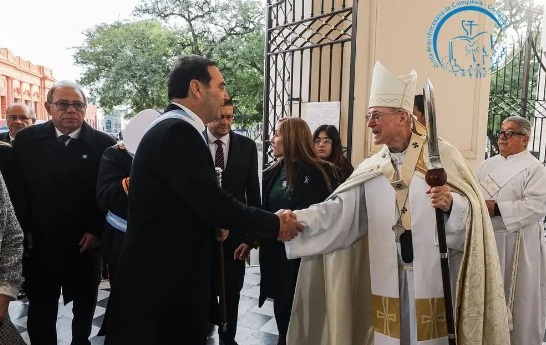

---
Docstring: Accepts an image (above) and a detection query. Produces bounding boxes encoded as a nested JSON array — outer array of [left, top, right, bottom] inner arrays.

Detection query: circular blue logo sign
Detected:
[[427, 3, 508, 78]]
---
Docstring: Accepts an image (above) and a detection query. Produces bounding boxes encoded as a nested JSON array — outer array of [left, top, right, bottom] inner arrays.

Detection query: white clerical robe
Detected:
[[477, 150, 546, 345], [286, 168, 469, 345]]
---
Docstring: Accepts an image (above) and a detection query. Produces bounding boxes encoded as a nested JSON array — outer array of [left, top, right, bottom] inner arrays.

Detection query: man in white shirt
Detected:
[[281, 61, 510, 345], [477, 115, 546, 345], [2, 103, 36, 144]]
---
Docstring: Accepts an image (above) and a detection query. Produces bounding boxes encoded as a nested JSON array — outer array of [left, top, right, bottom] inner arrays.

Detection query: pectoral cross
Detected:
[[392, 219, 405, 243]]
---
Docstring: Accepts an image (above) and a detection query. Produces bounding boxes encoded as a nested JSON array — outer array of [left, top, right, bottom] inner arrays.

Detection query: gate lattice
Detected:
[[488, 34, 546, 164], [262, 0, 358, 167]]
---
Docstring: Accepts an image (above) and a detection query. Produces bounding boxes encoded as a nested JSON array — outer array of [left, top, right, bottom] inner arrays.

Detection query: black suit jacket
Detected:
[[12, 121, 115, 297], [108, 104, 279, 345], [0, 131, 11, 144], [213, 131, 261, 253]]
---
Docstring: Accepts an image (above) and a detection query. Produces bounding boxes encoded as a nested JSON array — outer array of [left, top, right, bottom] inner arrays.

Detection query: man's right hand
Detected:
[[275, 209, 303, 242]]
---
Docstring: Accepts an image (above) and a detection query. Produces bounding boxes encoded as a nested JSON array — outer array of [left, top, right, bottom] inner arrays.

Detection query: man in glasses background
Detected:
[[476, 115, 546, 345], [11, 80, 116, 345], [205, 98, 261, 345], [1, 103, 36, 144]]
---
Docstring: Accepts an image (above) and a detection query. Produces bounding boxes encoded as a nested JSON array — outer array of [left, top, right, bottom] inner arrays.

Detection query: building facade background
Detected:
[[0, 47, 98, 129]]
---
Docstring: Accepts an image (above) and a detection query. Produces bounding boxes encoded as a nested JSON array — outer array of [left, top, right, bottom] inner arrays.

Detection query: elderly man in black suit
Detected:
[[1, 103, 36, 144], [12, 80, 116, 345], [206, 99, 260, 345], [105, 55, 301, 345]]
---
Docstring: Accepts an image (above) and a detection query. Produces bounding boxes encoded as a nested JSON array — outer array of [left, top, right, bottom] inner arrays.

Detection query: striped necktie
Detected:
[[214, 140, 224, 169]]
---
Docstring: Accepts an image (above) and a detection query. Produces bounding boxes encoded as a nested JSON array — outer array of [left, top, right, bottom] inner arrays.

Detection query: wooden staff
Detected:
[[215, 167, 228, 333], [423, 80, 456, 345]]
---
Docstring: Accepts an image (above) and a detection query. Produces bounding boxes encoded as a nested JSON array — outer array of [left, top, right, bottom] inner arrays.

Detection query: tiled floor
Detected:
[[9, 266, 279, 345], [9, 265, 546, 344]]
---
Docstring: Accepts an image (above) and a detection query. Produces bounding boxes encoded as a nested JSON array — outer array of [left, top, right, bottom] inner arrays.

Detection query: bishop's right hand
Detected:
[[275, 209, 303, 242]]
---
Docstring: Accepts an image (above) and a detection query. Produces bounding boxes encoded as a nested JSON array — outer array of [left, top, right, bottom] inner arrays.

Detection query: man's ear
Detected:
[[399, 110, 410, 124], [44, 102, 51, 115], [189, 80, 201, 98]]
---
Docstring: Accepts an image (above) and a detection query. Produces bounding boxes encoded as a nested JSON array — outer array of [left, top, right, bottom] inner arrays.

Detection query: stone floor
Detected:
[[8, 264, 546, 344], [9, 266, 278, 345]]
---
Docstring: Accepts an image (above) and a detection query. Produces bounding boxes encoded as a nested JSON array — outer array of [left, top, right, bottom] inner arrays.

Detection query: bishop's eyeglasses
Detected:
[[365, 110, 401, 121]]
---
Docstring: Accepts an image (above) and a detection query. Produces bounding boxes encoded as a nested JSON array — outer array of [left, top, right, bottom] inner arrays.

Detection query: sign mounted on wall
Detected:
[[427, 2, 508, 78]]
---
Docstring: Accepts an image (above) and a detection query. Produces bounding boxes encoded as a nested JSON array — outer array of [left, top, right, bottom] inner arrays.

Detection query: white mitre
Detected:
[[368, 61, 417, 113]]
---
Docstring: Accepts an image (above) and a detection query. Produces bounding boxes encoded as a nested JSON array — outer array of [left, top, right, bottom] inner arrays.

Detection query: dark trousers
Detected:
[[218, 257, 245, 341], [98, 224, 126, 335], [272, 258, 300, 342], [25, 248, 101, 345]]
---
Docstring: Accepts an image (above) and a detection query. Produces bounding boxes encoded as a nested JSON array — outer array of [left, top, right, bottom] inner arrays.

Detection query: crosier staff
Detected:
[[423, 80, 456, 345], [215, 167, 228, 333]]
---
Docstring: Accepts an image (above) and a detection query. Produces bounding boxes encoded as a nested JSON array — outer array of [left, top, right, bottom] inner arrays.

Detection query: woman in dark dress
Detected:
[[259, 117, 339, 345]]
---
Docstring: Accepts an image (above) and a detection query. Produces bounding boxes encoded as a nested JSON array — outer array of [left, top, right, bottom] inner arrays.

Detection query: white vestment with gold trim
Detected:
[[477, 151, 546, 345], [285, 139, 510, 345], [286, 152, 468, 345]]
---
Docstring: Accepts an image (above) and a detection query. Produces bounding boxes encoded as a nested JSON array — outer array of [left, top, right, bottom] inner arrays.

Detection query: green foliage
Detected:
[[73, 20, 179, 115], [73, 0, 265, 128], [487, 1, 544, 156], [133, 0, 265, 128]]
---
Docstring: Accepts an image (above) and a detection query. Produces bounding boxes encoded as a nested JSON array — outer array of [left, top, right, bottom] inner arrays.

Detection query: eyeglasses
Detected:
[[314, 138, 333, 145], [7, 115, 32, 121], [496, 130, 526, 139], [217, 114, 234, 121], [50, 101, 87, 111], [365, 110, 401, 121]]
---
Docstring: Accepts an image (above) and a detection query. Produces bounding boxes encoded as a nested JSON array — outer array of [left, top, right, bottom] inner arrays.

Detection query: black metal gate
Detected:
[[488, 32, 546, 164], [262, 0, 358, 167]]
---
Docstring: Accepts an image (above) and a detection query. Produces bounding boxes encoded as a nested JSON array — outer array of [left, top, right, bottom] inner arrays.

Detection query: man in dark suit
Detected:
[[12, 80, 116, 345], [206, 99, 259, 345], [105, 55, 301, 345], [1, 103, 36, 143]]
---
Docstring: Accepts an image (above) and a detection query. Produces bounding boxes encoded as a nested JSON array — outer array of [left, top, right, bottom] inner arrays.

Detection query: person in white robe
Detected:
[[281, 61, 510, 345], [476, 115, 546, 345]]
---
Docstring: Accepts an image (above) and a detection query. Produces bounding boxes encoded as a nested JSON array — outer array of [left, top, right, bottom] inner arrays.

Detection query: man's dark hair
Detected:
[[167, 55, 217, 100], [414, 94, 424, 114]]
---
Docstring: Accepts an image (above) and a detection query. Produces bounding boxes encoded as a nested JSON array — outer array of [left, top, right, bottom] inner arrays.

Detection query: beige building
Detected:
[[0, 48, 55, 120], [265, 0, 505, 170], [0, 47, 99, 128]]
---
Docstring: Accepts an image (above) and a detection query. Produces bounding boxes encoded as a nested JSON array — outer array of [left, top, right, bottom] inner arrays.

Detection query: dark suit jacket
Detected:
[[107, 104, 279, 345], [213, 131, 261, 253], [0, 131, 10, 144], [96, 144, 132, 220], [12, 121, 116, 297]]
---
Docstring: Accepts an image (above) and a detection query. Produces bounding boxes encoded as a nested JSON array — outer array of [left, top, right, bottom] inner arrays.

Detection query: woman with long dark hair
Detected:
[[313, 125, 354, 183]]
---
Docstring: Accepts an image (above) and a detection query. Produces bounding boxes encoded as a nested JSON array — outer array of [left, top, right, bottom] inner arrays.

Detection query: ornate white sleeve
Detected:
[[285, 185, 367, 259], [445, 192, 469, 252]]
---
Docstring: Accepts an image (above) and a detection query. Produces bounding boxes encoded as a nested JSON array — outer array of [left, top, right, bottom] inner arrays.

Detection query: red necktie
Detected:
[[214, 140, 224, 169]]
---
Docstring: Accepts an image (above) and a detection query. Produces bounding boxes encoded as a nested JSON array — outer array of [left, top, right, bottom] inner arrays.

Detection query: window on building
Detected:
[[0, 96, 5, 118]]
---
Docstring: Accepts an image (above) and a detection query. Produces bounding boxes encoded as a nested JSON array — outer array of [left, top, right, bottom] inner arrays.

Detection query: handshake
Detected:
[[275, 209, 302, 242]]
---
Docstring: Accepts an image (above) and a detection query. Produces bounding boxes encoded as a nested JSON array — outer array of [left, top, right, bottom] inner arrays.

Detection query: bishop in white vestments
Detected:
[[282, 62, 510, 345], [477, 116, 546, 345]]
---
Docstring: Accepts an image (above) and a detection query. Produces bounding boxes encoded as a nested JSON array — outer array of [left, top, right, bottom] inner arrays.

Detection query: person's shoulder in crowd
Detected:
[[231, 131, 256, 145], [88, 124, 117, 147], [0, 142, 13, 169]]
